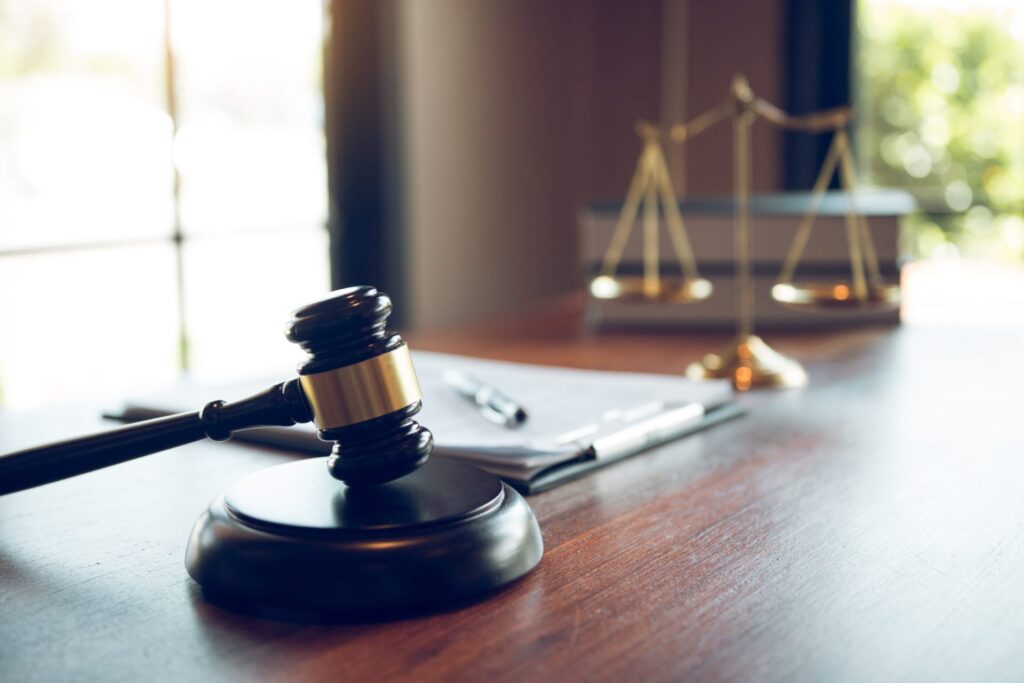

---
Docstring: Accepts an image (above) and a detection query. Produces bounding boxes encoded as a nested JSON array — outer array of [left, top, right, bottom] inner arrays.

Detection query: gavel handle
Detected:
[[0, 380, 312, 495]]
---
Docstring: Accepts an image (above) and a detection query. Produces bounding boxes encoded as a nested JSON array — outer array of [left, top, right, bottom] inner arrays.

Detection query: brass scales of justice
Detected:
[[589, 74, 900, 390]]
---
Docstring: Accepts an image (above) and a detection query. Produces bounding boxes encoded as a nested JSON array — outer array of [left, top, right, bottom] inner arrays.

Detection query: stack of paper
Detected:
[[113, 352, 741, 493], [413, 353, 733, 479]]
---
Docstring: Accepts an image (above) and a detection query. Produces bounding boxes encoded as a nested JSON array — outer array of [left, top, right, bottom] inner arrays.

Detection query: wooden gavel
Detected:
[[0, 286, 433, 494]]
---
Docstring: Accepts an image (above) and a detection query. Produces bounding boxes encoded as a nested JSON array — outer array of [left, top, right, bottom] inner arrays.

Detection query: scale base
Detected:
[[185, 458, 543, 616], [686, 334, 807, 390]]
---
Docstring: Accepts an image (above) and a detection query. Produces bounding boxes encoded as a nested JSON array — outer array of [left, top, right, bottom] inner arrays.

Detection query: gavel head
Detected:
[[284, 286, 432, 486]]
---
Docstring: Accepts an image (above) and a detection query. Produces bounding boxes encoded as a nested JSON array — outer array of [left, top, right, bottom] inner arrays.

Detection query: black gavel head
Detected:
[[284, 286, 432, 487]]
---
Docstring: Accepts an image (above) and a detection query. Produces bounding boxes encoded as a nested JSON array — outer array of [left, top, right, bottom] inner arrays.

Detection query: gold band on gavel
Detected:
[[298, 344, 423, 430]]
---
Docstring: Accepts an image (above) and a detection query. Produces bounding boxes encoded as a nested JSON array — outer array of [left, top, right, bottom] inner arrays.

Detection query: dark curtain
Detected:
[[783, 0, 854, 190], [324, 0, 406, 323]]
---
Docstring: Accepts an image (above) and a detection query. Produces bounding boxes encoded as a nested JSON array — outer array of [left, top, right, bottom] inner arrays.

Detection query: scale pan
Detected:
[[771, 281, 900, 312], [588, 275, 713, 303]]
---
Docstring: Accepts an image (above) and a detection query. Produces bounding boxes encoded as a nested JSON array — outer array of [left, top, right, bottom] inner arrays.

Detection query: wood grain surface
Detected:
[[2, 296, 1023, 682]]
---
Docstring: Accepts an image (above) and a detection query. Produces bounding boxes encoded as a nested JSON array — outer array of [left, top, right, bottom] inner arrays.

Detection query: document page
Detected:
[[412, 352, 733, 470], [121, 351, 734, 476]]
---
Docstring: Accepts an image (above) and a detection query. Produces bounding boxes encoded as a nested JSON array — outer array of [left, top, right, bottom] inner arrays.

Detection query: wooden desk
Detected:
[[2, 297, 1023, 682]]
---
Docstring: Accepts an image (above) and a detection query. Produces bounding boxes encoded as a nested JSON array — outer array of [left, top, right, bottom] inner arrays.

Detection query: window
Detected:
[[856, 0, 1024, 262], [0, 0, 330, 409]]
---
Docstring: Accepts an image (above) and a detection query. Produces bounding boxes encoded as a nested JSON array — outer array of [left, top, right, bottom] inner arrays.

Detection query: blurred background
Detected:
[[1, 0, 1021, 410]]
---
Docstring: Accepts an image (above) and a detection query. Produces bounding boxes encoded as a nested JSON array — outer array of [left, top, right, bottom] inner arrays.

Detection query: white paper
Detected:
[[411, 352, 732, 473], [125, 351, 734, 479]]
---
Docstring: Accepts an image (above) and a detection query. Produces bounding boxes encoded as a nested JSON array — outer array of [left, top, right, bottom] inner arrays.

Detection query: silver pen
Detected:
[[442, 369, 529, 428], [590, 402, 705, 460]]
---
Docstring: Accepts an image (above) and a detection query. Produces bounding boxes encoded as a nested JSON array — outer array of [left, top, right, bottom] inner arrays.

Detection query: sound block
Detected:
[[185, 457, 543, 614]]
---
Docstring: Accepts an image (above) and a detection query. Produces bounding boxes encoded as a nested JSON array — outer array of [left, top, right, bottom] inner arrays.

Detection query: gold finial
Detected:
[[730, 73, 754, 108]]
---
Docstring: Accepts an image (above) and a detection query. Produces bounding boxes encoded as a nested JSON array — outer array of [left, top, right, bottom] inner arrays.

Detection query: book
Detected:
[[109, 351, 742, 494], [584, 265, 901, 330], [580, 189, 912, 330], [579, 189, 913, 267]]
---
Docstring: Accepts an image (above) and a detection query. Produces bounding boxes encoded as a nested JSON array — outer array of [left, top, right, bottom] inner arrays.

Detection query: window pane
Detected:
[[0, 245, 180, 409], [0, 0, 174, 251], [857, 0, 1024, 262], [171, 0, 327, 235], [182, 228, 330, 382]]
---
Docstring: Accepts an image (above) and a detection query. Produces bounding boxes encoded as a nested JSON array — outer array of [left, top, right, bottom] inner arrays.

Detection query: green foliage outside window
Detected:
[[857, 0, 1024, 262]]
